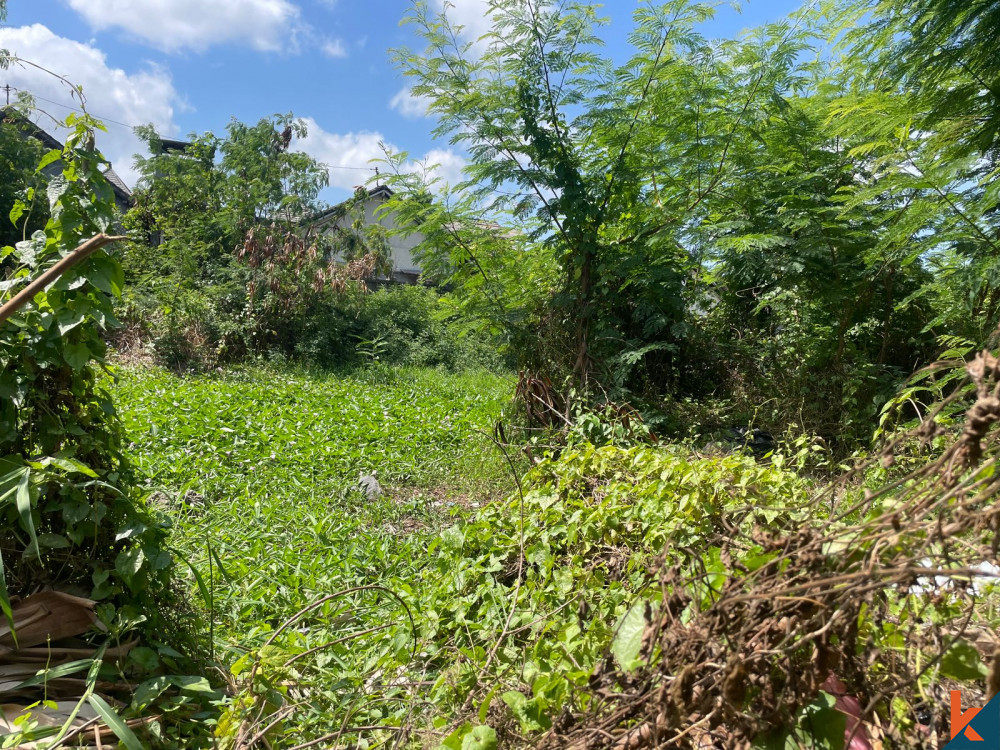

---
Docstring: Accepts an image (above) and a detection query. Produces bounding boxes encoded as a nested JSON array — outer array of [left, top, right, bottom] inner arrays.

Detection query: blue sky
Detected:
[[1, 0, 803, 203]]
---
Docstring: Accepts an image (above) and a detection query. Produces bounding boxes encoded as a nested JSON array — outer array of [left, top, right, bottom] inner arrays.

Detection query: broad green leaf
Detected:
[[9, 200, 24, 226], [462, 725, 497, 750], [441, 723, 473, 750], [115, 546, 146, 582], [500, 691, 549, 732], [128, 647, 160, 672], [170, 675, 218, 695], [37, 533, 71, 549], [796, 692, 846, 750], [31, 456, 98, 477], [36, 148, 62, 173], [940, 639, 988, 682], [612, 600, 648, 671], [132, 676, 170, 709], [63, 341, 92, 371], [87, 256, 125, 296]]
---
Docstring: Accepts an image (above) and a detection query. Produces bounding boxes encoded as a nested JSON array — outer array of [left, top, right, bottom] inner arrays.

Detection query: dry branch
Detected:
[[0, 233, 125, 326]]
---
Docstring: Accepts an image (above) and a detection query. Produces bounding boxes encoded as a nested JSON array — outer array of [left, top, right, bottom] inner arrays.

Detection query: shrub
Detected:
[[0, 114, 174, 631]]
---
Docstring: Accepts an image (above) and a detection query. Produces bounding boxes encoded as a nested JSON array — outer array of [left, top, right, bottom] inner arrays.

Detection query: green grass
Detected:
[[117, 364, 514, 498], [111, 363, 818, 749], [107, 363, 995, 750], [112, 364, 518, 746]]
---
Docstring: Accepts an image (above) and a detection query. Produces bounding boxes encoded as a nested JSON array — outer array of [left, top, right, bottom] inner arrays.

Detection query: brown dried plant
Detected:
[[540, 348, 1000, 749]]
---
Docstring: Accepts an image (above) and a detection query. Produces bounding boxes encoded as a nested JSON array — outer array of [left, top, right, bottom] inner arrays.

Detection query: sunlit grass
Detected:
[[110, 364, 518, 740]]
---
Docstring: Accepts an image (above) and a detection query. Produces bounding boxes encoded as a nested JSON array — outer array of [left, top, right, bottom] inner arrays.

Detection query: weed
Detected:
[[112, 364, 517, 745]]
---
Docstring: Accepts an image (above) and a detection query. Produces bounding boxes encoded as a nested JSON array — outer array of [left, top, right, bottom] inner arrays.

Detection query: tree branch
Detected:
[[0, 233, 125, 326]]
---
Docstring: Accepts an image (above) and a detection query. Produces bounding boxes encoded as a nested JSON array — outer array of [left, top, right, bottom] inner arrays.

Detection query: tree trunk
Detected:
[[573, 245, 594, 388]]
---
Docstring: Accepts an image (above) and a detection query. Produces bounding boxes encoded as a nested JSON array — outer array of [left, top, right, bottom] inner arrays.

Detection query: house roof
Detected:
[[309, 184, 394, 225], [2, 107, 134, 207], [157, 138, 195, 154], [103, 166, 132, 203], [2, 108, 63, 152]]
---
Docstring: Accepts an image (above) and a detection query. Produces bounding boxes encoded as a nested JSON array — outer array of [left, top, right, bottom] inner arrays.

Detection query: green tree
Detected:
[[392, 0, 806, 389], [694, 82, 937, 438], [829, 0, 1000, 346], [1, 111, 170, 619], [125, 128, 228, 283], [121, 114, 397, 366], [0, 111, 48, 249]]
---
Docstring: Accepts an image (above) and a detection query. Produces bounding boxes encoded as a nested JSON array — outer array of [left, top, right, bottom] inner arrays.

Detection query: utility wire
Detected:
[[4, 85, 530, 198], [5, 85, 382, 171], [10, 87, 136, 130]]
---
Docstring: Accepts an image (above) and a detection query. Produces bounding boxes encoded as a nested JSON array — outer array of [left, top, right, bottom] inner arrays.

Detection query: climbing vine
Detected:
[[0, 112, 171, 628]]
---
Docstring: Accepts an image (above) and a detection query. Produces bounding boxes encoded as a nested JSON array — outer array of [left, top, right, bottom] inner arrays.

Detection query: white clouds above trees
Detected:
[[296, 117, 465, 195], [0, 24, 181, 184]]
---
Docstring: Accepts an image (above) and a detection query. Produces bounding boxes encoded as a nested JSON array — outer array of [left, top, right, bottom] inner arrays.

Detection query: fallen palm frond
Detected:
[[0, 590, 151, 749], [0, 591, 102, 654], [515, 371, 565, 430]]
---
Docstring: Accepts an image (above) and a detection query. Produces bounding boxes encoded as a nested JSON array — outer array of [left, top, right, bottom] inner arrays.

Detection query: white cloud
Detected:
[[296, 118, 389, 192], [416, 148, 466, 189], [321, 38, 347, 58], [295, 117, 466, 195], [64, 0, 303, 53], [389, 87, 431, 119], [0, 24, 181, 186], [436, 0, 493, 45]]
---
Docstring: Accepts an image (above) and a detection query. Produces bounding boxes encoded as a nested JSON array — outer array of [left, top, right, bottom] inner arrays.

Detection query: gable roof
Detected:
[[309, 184, 395, 225], [102, 166, 132, 204], [2, 107, 133, 207], [2, 108, 62, 151]]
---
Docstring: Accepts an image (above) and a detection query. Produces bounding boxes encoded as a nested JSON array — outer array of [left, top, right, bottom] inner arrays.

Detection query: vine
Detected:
[[0, 111, 172, 635]]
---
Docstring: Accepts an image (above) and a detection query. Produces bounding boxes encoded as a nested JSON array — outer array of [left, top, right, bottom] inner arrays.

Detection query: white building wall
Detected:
[[322, 190, 424, 278]]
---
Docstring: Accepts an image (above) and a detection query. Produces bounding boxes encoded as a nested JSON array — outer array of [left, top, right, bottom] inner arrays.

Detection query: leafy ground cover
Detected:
[[109, 362, 1000, 750], [112, 364, 517, 745], [109, 364, 842, 749]]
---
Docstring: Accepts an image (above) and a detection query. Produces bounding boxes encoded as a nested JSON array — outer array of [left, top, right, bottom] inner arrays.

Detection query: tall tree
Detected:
[[0, 112, 47, 249], [828, 0, 1000, 345], [122, 114, 396, 365], [393, 0, 806, 388]]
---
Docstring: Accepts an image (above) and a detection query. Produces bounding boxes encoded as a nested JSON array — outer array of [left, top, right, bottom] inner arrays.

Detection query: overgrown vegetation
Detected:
[[3, 0, 1000, 747], [0, 110, 212, 746], [117, 117, 501, 373], [385, 0, 1000, 450], [107, 360, 1000, 749], [0, 112, 167, 613], [113, 365, 515, 747]]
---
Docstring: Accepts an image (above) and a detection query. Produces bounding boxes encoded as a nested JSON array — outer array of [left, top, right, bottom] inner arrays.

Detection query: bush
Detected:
[[355, 285, 506, 372], [116, 279, 505, 374]]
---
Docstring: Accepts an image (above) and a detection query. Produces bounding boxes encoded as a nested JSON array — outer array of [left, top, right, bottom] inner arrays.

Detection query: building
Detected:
[[310, 184, 425, 284], [2, 108, 133, 213], [101, 166, 133, 215]]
